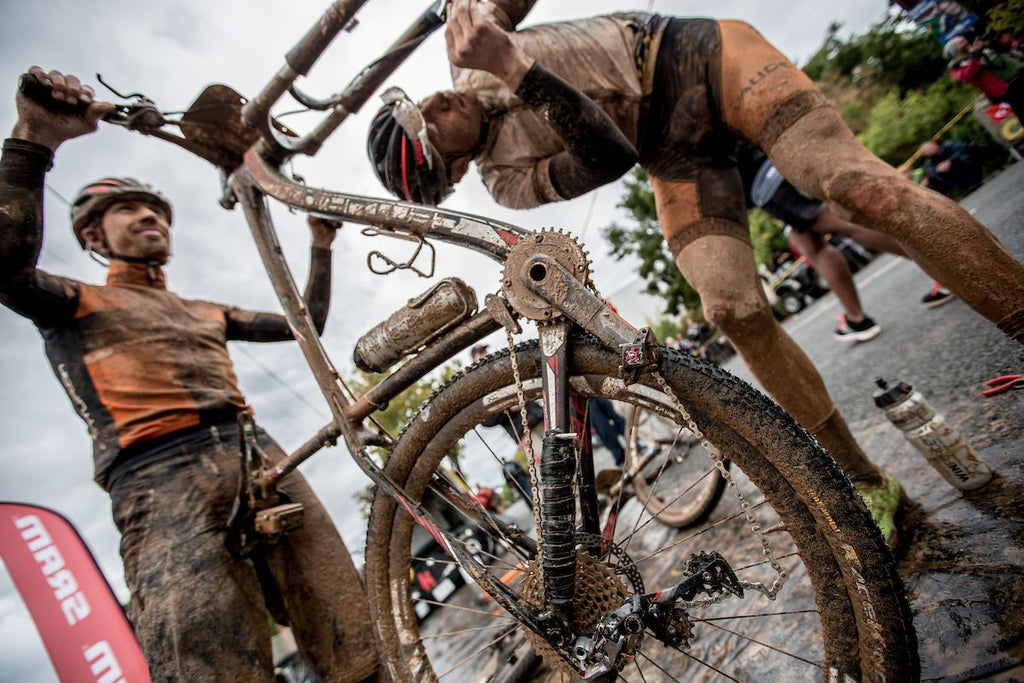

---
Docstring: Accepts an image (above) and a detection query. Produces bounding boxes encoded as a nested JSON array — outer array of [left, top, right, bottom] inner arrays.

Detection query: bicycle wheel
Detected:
[[622, 403, 727, 528], [364, 338, 918, 681]]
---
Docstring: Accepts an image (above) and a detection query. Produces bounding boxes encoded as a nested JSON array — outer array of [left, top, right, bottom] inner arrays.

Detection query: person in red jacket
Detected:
[[946, 33, 1024, 118]]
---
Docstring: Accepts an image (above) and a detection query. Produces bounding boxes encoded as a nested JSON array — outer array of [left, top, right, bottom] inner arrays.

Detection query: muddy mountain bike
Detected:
[[21, 1, 919, 680]]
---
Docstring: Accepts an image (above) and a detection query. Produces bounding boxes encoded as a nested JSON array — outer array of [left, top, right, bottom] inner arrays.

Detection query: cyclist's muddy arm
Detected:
[[486, 0, 538, 30], [515, 63, 638, 200], [448, 0, 538, 31], [224, 245, 333, 342], [447, 1, 637, 199], [1, 68, 117, 324], [0, 139, 80, 326]]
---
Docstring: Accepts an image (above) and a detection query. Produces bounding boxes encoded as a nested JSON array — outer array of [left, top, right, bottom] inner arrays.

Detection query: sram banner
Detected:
[[0, 502, 149, 682]]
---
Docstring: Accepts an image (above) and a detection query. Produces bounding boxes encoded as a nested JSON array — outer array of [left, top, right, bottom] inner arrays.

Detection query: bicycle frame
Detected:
[[126, 0, 653, 669]]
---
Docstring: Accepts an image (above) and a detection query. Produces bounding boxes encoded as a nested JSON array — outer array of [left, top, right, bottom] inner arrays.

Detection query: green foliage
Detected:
[[348, 363, 461, 518], [856, 75, 1003, 165], [650, 317, 684, 341], [985, 0, 1024, 30], [803, 18, 946, 95], [857, 77, 969, 162], [748, 209, 788, 268], [603, 168, 701, 317]]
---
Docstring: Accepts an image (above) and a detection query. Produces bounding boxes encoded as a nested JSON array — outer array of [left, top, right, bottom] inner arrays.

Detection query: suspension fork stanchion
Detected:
[[571, 395, 602, 541], [537, 323, 577, 624]]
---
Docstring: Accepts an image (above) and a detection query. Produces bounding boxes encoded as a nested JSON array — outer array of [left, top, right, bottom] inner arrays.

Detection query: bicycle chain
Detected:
[[650, 369, 788, 603], [506, 326, 544, 566]]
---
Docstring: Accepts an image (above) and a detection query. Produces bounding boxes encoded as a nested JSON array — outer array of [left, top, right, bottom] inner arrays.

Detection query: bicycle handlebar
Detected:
[[242, 0, 444, 162]]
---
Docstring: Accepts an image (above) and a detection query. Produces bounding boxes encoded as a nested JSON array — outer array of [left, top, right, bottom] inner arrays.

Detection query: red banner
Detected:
[[0, 502, 150, 682]]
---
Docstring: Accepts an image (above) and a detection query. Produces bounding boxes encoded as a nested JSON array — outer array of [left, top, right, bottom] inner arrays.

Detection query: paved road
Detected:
[[724, 160, 1024, 681]]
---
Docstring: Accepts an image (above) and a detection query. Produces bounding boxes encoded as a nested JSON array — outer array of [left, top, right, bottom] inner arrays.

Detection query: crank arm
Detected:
[[520, 254, 638, 350]]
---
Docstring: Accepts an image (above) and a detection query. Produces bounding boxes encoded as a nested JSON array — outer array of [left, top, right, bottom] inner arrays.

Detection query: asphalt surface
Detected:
[[723, 160, 1024, 681]]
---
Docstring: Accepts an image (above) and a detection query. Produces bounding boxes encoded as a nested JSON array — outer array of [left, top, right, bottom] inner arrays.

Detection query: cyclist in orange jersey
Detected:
[[1, 67, 377, 682]]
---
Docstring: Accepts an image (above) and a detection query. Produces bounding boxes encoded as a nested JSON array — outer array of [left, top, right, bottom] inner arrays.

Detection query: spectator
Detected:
[[470, 344, 544, 449], [589, 397, 627, 467], [739, 142, 954, 344], [946, 33, 1024, 120], [919, 139, 984, 197]]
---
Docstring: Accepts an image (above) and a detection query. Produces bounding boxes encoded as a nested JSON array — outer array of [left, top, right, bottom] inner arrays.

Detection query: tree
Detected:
[[803, 17, 947, 97], [349, 363, 461, 517]]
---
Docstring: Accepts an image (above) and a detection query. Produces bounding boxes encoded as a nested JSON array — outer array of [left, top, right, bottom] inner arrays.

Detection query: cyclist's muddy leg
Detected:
[[771, 107, 1024, 343], [263, 435, 379, 681], [715, 19, 1024, 344], [653, 174, 883, 486]]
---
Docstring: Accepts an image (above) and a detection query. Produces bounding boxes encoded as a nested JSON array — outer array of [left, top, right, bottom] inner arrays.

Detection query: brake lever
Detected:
[[17, 72, 168, 131]]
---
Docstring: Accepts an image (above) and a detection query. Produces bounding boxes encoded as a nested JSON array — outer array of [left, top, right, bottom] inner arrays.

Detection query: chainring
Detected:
[[501, 229, 592, 321]]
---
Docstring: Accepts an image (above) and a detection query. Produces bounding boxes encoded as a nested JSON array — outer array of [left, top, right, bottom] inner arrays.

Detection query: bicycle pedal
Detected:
[[254, 502, 305, 536]]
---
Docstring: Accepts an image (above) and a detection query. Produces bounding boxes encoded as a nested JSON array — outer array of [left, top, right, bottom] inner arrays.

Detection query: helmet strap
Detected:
[[86, 245, 111, 269]]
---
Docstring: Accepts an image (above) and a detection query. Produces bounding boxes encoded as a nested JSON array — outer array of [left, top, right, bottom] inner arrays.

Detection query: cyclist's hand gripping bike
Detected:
[[20, 2, 918, 680]]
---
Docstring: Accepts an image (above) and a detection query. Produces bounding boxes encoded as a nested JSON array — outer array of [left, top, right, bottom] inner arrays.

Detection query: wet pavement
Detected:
[[723, 160, 1024, 681]]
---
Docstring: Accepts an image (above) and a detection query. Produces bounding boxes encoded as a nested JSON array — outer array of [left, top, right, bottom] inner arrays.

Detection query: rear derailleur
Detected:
[[572, 551, 742, 679]]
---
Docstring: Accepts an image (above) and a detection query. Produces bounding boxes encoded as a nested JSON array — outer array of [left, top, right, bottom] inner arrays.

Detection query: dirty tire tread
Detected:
[[364, 338, 919, 682]]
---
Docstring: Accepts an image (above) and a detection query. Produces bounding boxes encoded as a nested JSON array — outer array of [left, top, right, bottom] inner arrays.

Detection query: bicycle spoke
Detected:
[[618, 466, 717, 547], [436, 470, 518, 544], [633, 658, 650, 682], [661, 646, 742, 682], [415, 597, 511, 620], [631, 499, 770, 565], [420, 621, 516, 640], [436, 624, 520, 679], [473, 425, 534, 504], [702, 620, 823, 669], [622, 420, 688, 555], [693, 607, 819, 623], [635, 651, 686, 682]]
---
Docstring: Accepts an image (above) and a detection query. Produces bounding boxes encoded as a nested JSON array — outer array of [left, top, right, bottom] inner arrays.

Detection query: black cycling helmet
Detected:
[[70, 177, 173, 248], [367, 87, 453, 206]]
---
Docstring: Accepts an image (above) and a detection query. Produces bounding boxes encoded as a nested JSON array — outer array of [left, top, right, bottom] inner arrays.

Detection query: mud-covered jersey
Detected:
[[0, 139, 331, 489], [452, 12, 657, 209]]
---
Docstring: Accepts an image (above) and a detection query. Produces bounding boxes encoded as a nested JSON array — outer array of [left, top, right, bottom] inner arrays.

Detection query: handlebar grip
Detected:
[[17, 72, 91, 116]]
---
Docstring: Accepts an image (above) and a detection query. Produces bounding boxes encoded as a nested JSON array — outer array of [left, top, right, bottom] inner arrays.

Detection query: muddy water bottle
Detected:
[[873, 377, 993, 490]]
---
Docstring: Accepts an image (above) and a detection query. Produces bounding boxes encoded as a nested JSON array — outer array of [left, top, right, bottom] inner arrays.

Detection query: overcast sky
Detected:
[[0, 0, 891, 677]]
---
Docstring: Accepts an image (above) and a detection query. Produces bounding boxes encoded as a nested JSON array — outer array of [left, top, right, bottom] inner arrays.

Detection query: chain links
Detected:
[[650, 369, 788, 602], [506, 327, 544, 565]]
